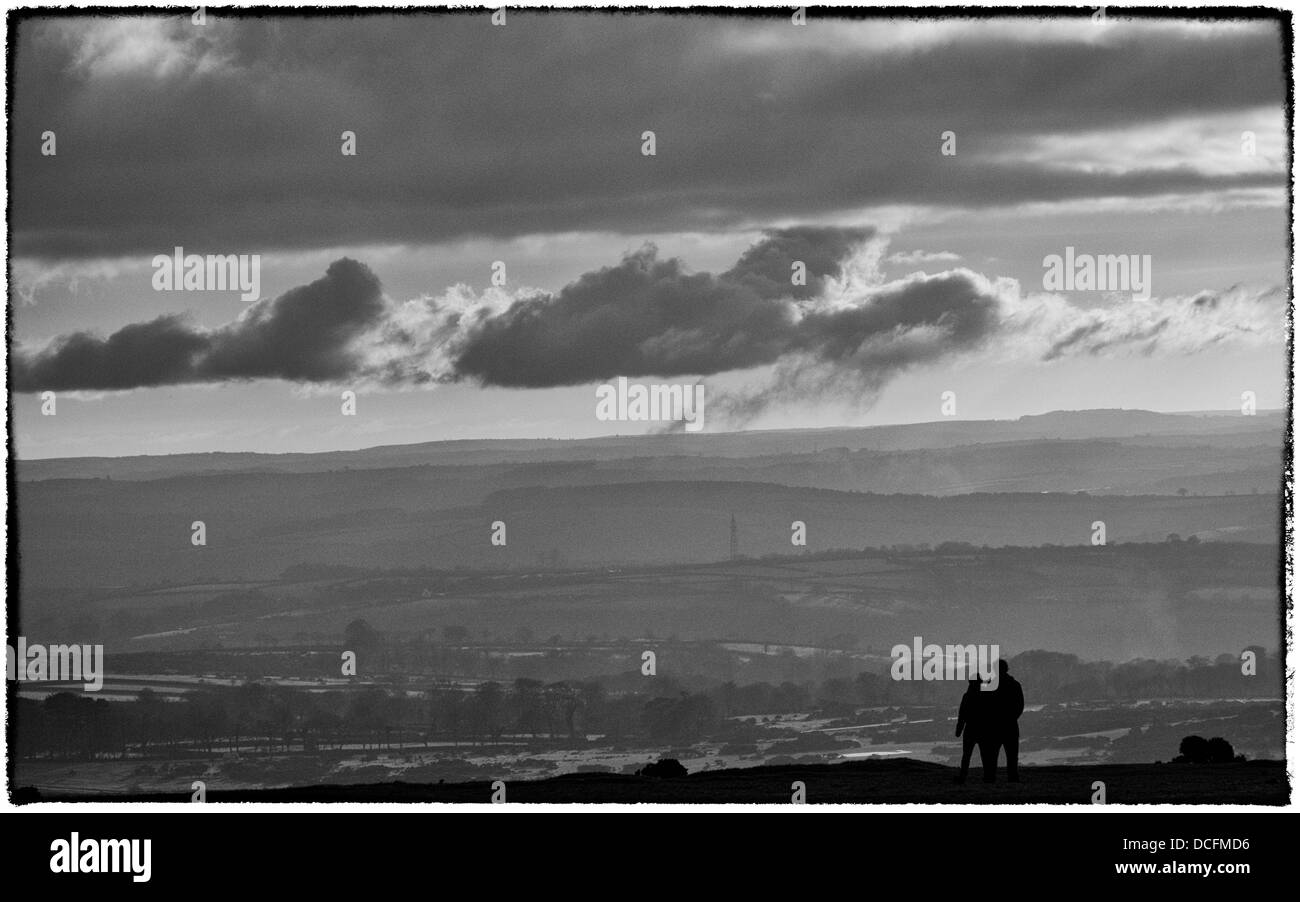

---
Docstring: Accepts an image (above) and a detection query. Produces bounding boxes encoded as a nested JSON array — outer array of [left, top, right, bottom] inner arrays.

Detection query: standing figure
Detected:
[[954, 677, 986, 784], [981, 658, 1025, 783]]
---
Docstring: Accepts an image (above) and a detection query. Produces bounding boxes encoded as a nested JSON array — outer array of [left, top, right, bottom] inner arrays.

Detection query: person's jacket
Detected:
[[996, 676, 1024, 723], [956, 690, 983, 737]]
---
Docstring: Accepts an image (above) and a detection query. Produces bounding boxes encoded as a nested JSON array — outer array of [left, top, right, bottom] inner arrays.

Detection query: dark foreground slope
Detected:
[[21, 758, 1287, 805]]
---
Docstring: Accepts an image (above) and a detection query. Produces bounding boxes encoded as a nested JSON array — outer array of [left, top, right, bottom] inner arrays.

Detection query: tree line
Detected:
[[12, 647, 1278, 762]]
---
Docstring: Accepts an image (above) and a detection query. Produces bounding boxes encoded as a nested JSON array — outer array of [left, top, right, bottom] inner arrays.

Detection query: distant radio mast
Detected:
[[730, 513, 738, 561]]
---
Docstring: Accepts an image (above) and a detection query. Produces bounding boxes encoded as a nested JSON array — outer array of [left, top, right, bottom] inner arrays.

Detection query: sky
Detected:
[[7, 11, 1290, 458]]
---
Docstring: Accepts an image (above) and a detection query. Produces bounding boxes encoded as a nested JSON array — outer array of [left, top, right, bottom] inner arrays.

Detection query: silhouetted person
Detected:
[[980, 659, 1025, 783], [954, 678, 985, 783]]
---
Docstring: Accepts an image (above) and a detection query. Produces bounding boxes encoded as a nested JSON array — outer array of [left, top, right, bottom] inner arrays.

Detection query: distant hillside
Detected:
[[14, 408, 1283, 601], [15, 436, 1279, 500], [17, 541, 1279, 661], [15, 408, 1284, 481], [15, 474, 1279, 589]]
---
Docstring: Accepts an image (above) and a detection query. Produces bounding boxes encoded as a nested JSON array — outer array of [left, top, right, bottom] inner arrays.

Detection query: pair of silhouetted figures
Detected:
[[955, 659, 1024, 783]]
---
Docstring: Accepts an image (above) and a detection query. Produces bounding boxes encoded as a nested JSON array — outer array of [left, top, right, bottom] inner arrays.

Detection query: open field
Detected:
[[23, 542, 1282, 663], [14, 696, 1283, 799]]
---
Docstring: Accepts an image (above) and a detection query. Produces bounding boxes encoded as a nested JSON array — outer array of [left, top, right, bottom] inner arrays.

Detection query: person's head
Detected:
[[999, 659, 1010, 676], [967, 678, 982, 693]]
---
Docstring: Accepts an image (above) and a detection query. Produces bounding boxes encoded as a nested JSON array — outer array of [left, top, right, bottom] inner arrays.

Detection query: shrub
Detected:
[[636, 757, 688, 778]]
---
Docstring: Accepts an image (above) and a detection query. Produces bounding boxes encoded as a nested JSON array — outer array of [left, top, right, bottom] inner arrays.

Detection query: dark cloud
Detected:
[[725, 225, 871, 301], [200, 258, 386, 382], [12, 258, 385, 391], [11, 315, 209, 393], [10, 14, 1286, 260], [796, 270, 1003, 361], [450, 225, 1004, 400], [451, 226, 873, 386], [710, 270, 1007, 424]]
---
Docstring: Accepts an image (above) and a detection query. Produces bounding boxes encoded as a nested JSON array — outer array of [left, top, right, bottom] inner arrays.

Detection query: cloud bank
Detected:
[[11, 15, 1286, 260], [13, 227, 1284, 425], [14, 259, 386, 391]]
